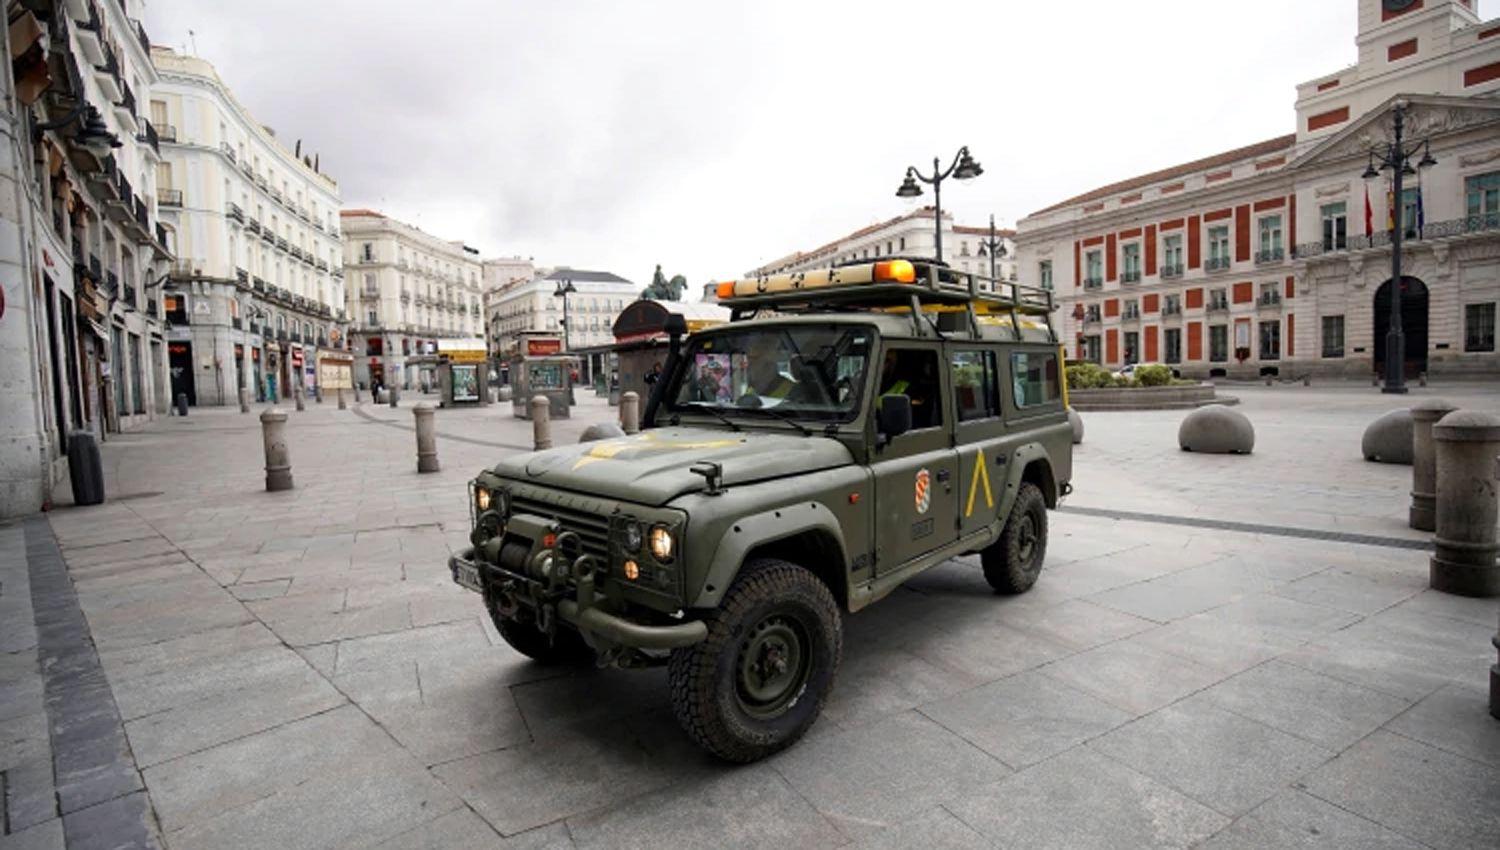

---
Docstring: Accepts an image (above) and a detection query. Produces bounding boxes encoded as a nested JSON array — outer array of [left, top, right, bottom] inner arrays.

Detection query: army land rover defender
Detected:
[[450, 259, 1073, 762]]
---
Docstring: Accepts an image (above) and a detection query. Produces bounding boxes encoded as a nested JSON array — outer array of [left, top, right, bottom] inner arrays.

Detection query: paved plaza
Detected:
[[2, 385, 1499, 849]]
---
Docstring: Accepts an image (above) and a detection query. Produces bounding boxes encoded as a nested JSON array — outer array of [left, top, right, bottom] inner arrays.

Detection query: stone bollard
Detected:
[[238, 387, 250, 414], [337, 388, 347, 410], [260, 408, 293, 492], [532, 396, 552, 450], [1409, 399, 1458, 532], [389, 385, 399, 408], [1430, 410, 1500, 597], [353, 385, 361, 403], [621, 391, 640, 435], [294, 387, 305, 412], [413, 403, 439, 473]]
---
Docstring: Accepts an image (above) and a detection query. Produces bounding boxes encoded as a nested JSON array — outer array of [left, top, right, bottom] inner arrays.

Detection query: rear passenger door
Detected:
[[951, 347, 1009, 539]]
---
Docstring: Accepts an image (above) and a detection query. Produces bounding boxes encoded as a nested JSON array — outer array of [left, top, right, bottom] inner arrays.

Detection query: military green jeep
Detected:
[[450, 259, 1072, 762]]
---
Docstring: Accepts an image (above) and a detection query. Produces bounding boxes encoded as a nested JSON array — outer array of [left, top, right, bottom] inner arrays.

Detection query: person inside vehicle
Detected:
[[879, 349, 940, 429]]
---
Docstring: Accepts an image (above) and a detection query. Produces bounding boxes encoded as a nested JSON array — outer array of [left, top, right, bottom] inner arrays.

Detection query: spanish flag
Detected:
[[1364, 184, 1374, 235]]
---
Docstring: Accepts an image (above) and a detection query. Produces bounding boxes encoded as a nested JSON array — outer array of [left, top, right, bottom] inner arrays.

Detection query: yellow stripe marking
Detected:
[[965, 449, 995, 517]]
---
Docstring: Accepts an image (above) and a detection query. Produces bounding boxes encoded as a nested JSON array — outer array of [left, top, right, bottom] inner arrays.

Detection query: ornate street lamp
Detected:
[[553, 279, 577, 350], [976, 214, 1008, 286], [1362, 101, 1436, 395], [895, 146, 983, 263]]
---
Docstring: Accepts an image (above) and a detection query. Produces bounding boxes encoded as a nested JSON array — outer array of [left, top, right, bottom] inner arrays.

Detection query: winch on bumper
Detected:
[[449, 511, 707, 652]]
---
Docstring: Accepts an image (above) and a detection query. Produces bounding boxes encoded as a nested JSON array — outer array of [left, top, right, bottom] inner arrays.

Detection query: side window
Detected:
[[878, 348, 943, 430], [1011, 351, 1061, 410], [952, 350, 999, 422]]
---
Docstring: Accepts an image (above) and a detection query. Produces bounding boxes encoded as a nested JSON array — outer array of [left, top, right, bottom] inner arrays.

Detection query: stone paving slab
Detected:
[[4, 387, 1497, 848]]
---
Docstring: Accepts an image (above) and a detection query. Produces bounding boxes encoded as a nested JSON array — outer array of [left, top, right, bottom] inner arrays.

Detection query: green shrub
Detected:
[[1134, 364, 1173, 387], [1065, 362, 1113, 390], [1111, 374, 1138, 388]]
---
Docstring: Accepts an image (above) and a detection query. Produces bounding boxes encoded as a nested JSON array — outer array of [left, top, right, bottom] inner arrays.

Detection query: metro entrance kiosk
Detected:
[[436, 338, 490, 408], [511, 334, 577, 420]]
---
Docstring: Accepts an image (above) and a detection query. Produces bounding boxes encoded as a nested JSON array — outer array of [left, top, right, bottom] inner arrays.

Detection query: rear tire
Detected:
[[982, 482, 1048, 594], [667, 559, 842, 763]]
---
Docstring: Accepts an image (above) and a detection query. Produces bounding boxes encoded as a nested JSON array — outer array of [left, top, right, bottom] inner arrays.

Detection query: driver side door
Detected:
[[871, 343, 958, 574]]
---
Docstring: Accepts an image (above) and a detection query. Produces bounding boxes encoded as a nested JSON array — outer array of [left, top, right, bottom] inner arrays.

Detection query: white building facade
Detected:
[[487, 268, 637, 359], [150, 47, 345, 405], [1017, 0, 1500, 379], [341, 210, 484, 390], [1, 0, 174, 516], [748, 206, 1017, 283]]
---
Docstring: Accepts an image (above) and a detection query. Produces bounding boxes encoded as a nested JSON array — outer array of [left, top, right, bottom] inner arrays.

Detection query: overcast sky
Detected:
[[145, 0, 1497, 292]]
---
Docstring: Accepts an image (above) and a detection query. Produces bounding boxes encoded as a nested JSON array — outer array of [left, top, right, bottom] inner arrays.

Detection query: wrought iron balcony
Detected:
[[1083, 277, 1104, 290], [1159, 263, 1184, 279], [155, 223, 169, 249], [1082, 312, 1102, 325], [1122, 307, 1141, 320], [1206, 256, 1232, 272], [137, 119, 160, 155], [236, 267, 249, 284], [157, 188, 182, 207], [1258, 292, 1283, 308], [1121, 270, 1142, 284], [252, 276, 267, 292], [221, 142, 236, 162], [157, 124, 177, 143], [226, 202, 244, 223], [1254, 248, 1285, 264], [1207, 299, 1230, 312], [1162, 304, 1183, 316]]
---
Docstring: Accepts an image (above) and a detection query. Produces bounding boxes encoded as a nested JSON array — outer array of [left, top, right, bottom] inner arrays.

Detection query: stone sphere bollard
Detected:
[[579, 422, 626, 443], [531, 396, 552, 450], [1178, 405, 1254, 454], [260, 408, 293, 492], [238, 386, 250, 414], [1430, 410, 1500, 597], [1361, 409, 1412, 465], [413, 403, 439, 473], [1409, 399, 1458, 532], [337, 388, 347, 410], [621, 391, 641, 435], [1068, 408, 1084, 445]]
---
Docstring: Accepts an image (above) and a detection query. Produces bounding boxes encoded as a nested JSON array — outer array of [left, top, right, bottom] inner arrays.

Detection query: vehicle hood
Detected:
[[491, 427, 854, 506]]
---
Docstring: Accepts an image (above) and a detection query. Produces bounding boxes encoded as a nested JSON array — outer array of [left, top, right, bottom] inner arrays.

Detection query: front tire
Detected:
[[982, 481, 1048, 594], [668, 559, 842, 763]]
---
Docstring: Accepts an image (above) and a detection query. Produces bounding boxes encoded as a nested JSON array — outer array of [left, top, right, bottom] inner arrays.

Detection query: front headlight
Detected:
[[649, 525, 675, 562], [475, 487, 492, 512], [622, 521, 643, 553]]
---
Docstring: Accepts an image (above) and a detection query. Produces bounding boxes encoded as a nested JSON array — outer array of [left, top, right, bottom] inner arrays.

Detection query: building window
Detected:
[[1083, 335, 1101, 362], [1259, 282, 1281, 306], [1162, 234, 1183, 275], [1121, 243, 1141, 282], [361, 242, 374, 262], [899, 237, 906, 251], [1259, 320, 1281, 360], [1209, 325, 1229, 362], [1208, 226, 1231, 268], [1209, 288, 1229, 310], [1163, 294, 1182, 315], [1467, 172, 1500, 225], [1257, 215, 1283, 261], [366, 310, 377, 325], [1084, 250, 1102, 287], [1321, 202, 1347, 250], [1039, 261, 1053, 290], [1123, 299, 1140, 319], [1322, 315, 1345, 358], [1466, 302, 1496, 352], [1164, 328, 1182, 364], [1123, 331, 1139, 365], [1397, 188, 1421, 239]]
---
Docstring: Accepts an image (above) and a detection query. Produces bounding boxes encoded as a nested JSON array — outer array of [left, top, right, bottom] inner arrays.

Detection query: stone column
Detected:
[[1409, 398, 1457, 532], [260, 408, 293, 491], [621, 391, 640, 435], [238, 387, 250, 414], [1430, 410, 1500, 597], [413, 403, 438, 473], [531, 396, 552, 450]]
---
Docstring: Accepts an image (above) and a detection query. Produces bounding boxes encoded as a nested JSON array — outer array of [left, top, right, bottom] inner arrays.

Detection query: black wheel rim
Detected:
[[1016, 514, 1038, 565], [735, 612, 812, 720]]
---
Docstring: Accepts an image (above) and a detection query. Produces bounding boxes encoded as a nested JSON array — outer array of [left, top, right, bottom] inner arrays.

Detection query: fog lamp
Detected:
[[623, 560, 640, 581]]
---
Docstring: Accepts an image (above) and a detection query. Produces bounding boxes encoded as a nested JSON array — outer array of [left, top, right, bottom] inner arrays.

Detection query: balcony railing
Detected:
[[1254, 248, 1285, 264], [1207, 300, 1230, 312], [137, 119, 160, 155], [252, 276, 267, 292], [1258, 292, 1283, 307], [1121, 270, 1142, 284], [1162, 304, 1183, 316], [1159, 263, 1183, 279], [226, 202, 244, 223], [245, 217, 261, 234], [1206, 256, 1232, 271], [157, 124, 178, 143], [236, 267, 249, 284], [1082, 313, 1102, 325], [155, 223, 169, 249], [1122, 307, 1141, 320], [221, 142, 236, 162], [157, 188, 182, 207], [1083, 277, 1103, 290]]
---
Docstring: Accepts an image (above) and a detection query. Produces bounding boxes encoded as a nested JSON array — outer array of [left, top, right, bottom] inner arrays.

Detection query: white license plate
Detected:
[[454, 561, 483, 593]]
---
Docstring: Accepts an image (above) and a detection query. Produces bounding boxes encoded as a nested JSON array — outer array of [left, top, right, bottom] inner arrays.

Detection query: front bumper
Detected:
[[448, 547, 707, 651]]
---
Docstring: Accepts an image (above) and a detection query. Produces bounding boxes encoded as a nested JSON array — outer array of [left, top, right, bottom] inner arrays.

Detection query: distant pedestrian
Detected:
[[645, 361, 663, 386]]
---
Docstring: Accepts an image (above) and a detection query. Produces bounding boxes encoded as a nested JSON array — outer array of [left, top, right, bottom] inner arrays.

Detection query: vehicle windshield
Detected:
[[667, 324, 874, 423]]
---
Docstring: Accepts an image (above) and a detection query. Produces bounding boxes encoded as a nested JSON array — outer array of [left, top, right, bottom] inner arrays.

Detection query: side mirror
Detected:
[[877, 394, 913, 445]]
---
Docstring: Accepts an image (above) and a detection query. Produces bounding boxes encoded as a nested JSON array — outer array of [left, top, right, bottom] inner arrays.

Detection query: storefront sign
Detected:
[[526, 338, 563, 356], [290, 347, 304, 368]]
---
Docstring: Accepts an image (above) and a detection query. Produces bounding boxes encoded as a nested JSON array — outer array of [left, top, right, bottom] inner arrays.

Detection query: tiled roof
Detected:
[[1028, 134, 1297, 217]]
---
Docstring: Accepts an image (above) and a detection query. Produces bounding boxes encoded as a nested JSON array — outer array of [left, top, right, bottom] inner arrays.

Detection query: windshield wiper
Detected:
[[733, 406, 813, 436], [683, 403, 742, 432]]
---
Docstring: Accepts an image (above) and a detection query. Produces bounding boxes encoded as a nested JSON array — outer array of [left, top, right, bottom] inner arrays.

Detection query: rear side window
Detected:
[[951, 349, 999, 422], [1011, 351, 1060, 409]]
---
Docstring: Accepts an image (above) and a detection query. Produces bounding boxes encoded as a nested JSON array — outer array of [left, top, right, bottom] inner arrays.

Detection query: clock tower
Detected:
[[1359, 0, 1481, 38], [1355, 0, 1482, 75]]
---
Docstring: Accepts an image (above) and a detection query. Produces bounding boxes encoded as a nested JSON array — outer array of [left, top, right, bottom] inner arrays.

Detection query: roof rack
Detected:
[[716, 259, 1057, 342]]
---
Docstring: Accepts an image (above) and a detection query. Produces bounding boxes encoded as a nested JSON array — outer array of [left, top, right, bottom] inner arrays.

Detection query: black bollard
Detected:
[[175, 393, 189, 417], [67, 431, 105, 506]]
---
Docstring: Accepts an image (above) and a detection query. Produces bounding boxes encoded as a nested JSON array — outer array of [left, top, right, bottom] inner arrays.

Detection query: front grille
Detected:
[[509, 496, 611, 562]]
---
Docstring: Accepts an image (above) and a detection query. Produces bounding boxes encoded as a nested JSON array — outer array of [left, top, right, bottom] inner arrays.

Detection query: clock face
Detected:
[[1383, 0, 1420, 12]]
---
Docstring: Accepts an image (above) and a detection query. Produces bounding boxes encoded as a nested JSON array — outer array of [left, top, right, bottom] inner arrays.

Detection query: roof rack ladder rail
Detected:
[[1007, 282, 1023, 341], [968, 273, 982, 337], [908, 294, 925, 337]]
